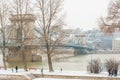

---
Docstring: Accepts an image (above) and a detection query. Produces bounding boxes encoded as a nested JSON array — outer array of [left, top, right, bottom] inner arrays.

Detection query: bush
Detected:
[[87, 59, 102, 73], [105, 58, 120, 72]]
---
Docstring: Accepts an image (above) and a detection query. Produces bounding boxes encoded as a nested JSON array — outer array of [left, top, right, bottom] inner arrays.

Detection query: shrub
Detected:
[[87, 59, 102, 73], [105, 58, 120, 72]]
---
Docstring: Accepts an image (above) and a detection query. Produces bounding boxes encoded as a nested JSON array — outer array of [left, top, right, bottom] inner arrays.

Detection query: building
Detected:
[[112, 28, 120, 51], [112, 38, 120, 51]]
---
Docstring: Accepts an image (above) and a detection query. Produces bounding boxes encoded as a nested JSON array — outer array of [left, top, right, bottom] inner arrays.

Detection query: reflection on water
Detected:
[[7, 62, 42, 69], [1, 53, 120, 71]]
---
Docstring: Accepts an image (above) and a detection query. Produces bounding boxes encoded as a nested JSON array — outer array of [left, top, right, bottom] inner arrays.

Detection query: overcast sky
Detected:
[[64, 0, 111, 31]]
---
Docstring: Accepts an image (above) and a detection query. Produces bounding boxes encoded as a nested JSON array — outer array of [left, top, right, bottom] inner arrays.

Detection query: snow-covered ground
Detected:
[[0, 69, 120, 80], [30, 70, 120, 80], [31, 69, 120, 77]]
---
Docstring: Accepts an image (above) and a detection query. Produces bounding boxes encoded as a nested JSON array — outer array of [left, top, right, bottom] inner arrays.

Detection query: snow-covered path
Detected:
[[0, 69, 120, 80]]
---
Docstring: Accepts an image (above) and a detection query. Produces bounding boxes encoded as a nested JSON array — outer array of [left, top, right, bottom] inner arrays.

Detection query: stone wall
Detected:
[[7, 47, 42, 62], [34, 74, 120, 80]]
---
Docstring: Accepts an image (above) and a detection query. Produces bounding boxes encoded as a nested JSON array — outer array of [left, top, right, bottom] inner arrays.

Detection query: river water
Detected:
[[51, 53, 120, 71], [1, 53, 120, 71]]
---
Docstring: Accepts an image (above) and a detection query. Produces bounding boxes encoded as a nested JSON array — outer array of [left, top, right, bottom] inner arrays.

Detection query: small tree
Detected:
[[87, 59, 102, 73], [0, 0, 10, 70]]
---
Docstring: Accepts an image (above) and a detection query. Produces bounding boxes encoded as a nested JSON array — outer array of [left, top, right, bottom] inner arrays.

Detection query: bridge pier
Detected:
[[6, 47, 42, 62], [74, 48, 88, 55]]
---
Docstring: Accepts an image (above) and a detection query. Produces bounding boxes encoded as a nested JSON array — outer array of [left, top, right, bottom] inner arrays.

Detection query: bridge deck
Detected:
[[0, 43, 94, 51]]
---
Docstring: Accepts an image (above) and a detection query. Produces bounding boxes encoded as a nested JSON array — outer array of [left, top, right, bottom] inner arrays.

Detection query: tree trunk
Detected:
[[3, 35, 7, 70], [22, 48, 27, 71], [47, 52, 54, 72], [3, 50, 7, 70]]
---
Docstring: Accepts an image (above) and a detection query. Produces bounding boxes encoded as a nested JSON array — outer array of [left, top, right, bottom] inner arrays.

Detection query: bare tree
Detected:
[[98, 0, 120, 34], [9, 0, 34, 71], [36, 0, 65, 72], [0, 0, 10, 70]]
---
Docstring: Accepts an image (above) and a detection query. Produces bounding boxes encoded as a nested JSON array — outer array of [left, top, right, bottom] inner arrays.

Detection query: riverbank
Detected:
[[0, 69, 120, 80]]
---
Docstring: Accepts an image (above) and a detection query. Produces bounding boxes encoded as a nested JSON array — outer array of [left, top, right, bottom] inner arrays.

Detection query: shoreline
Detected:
[[0, 69, 120, 80], [0, 73, 120, 80]]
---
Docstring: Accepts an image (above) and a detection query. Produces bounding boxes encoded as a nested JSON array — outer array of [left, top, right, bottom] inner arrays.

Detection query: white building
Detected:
[[112, 28, 120, 51]]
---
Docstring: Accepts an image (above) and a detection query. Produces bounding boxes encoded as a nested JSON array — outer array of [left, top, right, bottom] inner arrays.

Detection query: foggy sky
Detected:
[[64, 0, 110, 31]]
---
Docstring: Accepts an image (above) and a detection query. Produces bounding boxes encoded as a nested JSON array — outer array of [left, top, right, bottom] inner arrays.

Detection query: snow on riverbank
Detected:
[[31, 70, 116, 77], [0, 69, 120, 80]]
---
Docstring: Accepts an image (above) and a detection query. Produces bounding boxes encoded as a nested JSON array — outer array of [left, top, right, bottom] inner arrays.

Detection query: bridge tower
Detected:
[[9, 14, 35, 43], [7, 14, 41, 62]]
